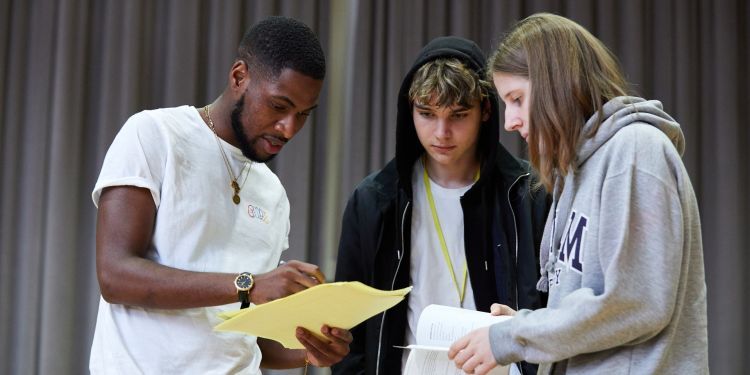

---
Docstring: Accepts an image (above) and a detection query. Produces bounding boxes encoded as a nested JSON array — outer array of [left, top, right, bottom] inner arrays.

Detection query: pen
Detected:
[[278, 259, 324, 283]]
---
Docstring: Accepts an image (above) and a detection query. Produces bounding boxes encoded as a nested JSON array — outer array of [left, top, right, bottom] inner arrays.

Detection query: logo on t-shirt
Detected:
[[247, 204, 271, 224]]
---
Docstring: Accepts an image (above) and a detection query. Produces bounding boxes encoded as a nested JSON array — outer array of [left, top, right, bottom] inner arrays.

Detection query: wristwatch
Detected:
[[234, 272, 254, 309]]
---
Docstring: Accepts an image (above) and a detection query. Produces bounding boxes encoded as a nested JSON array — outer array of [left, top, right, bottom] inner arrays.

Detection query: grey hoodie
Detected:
[[489, 97, 708, 374]]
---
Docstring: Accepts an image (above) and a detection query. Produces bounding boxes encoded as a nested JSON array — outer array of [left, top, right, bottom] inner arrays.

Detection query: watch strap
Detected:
[[239, 290, 250, 309]]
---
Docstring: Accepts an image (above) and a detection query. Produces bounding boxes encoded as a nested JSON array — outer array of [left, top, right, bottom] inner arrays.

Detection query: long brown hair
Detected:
[[488, 13, 630, 191]]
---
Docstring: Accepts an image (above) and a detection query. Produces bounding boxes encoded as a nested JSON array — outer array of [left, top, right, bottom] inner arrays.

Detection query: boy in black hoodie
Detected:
[[333, 36, 548, 375]]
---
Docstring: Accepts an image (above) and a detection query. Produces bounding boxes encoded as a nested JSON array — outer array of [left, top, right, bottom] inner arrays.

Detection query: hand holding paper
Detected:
[[401, 305, 511, 375], [295, 324, 353, 367], [448, 326, 497, 375], [215, 281, 412, 349]]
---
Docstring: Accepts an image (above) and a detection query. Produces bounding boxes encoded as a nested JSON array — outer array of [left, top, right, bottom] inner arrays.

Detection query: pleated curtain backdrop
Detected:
[[0, 0, 747, 374]]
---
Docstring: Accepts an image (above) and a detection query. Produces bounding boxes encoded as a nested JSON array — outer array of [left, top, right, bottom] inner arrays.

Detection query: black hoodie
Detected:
[[333, 36, 549, 375]]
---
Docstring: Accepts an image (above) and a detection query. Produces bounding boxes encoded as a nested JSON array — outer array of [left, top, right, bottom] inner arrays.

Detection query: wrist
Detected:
[[233, 272, 254, 309]]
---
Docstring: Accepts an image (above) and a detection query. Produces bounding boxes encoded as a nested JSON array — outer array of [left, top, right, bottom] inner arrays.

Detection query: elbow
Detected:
[[642, 311, 672, 338], [97, 270, 117, 303], [643, 292, 676, 334], [626, 305, 673, 344], [97, 264, 125, 304]]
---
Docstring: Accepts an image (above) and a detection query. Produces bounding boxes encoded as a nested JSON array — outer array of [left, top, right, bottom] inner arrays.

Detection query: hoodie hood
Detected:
[[394, 36, 501, 192], [576, 96, 685, 166]]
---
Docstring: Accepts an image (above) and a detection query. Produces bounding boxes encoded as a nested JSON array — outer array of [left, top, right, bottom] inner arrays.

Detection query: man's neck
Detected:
[[423, 156, 480, 189], [201, 97, 239, 147]]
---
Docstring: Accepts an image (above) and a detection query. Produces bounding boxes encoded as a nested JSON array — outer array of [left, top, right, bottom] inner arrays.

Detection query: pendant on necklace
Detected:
[[231, 180, 241, 205]]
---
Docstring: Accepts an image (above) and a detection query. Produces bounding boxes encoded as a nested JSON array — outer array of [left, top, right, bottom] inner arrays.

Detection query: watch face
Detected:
[[236, 274, 252, 289]]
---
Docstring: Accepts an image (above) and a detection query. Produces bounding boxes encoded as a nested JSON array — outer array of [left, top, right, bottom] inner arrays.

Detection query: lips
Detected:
[[431, 145, 455, 154], [263, 135, 287, 154]]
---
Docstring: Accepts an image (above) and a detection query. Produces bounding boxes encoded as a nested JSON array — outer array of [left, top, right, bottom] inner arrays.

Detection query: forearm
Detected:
[[489, 278, 676, 365], [97, 255, 238, 309], [98, 252, 327, 310], [96, 186, 325, 310]]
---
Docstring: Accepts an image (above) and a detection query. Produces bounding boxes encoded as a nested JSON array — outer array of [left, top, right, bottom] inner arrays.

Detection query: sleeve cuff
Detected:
[[92, 178, 160, 208], [489, 318, 525, 365]]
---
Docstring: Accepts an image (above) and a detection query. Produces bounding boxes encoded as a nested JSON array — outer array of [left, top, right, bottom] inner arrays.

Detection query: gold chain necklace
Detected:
[[204, 105, 250, 204]]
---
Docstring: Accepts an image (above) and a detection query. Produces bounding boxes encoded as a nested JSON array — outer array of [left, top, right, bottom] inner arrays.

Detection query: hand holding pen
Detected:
[[249, 260, 326, 305]]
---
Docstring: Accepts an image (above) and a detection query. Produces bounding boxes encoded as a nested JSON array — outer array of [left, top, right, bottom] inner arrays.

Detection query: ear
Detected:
[[481, 99, 491, 122], [228, 60, 250, 93]]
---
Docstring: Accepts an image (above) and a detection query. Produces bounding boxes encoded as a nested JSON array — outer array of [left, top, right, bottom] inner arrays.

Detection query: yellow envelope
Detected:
[[214, 281, 412, 349]]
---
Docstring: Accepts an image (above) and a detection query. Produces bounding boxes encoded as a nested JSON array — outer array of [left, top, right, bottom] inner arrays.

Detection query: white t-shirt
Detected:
[[403, 160, 477, 368], [89, 106, 290, 374]]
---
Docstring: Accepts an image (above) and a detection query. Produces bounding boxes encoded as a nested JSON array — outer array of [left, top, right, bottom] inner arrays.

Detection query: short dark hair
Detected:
[[238, 16, 326, 81]]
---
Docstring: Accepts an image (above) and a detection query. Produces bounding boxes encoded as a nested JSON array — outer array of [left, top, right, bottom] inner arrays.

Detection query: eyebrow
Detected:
[[272, 95, 318, 112], [501, 91, 519, 101], [414, 103, 471, 111]]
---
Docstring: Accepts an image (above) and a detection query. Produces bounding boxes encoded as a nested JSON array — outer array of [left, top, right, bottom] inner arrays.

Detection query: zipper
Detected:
[[507, 172, 529, 311], [507, 173, 529, 375], [375, 200, 410, 375]]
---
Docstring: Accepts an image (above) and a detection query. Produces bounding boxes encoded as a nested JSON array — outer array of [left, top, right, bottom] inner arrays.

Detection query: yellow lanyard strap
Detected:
[[422, 161, 479, 306]]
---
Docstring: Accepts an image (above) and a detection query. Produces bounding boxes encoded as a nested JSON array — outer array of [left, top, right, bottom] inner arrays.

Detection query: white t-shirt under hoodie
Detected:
[[89, 106, 290, 374], [403, 159, 477, 369]]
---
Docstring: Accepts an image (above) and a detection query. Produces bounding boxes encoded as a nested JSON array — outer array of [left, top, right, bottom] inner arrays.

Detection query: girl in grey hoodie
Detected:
[[448, 13, 708, 375]]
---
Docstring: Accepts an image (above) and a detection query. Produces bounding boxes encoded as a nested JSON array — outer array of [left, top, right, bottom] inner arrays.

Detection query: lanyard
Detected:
[[422, 159, 479, 307]]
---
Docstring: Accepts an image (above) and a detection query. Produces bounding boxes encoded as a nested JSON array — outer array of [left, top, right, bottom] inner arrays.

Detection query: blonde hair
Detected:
[[488, 13, 630, 191], [409, 58, 490, 108]]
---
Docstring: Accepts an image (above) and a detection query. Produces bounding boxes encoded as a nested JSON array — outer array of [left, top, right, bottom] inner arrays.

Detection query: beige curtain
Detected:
[[1, 0, 746, 374]]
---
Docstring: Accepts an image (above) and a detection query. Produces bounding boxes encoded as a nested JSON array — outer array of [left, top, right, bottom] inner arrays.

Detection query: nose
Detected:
[[435, 118, 450, 139], [275, 115, 304, 140], [504, 108, 522, 133]]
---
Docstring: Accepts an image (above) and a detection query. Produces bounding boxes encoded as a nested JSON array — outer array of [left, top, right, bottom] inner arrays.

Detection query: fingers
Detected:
[[284, 260, 326, 286], [296, 325, 351, 367], [459, 357, 496, 375], [252, 261, 326, 303], [490, 304, 501, 315], [473, 361, 498, 375], [461, 353, 483, 374], [321, 325, 353, 344], [296, 327, 334, 366], [490, 303, 516, 316], [450, 328, 497, 375], [251, 271, 305, 303], [448, 335, 469, 359], [453, 346, 495, 375], [452, 346, 472, 369]]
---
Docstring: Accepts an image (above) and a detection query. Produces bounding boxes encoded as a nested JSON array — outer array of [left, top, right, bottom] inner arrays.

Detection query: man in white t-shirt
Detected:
[[90, 16, 351, 374], [333, 37, 549, 375]]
